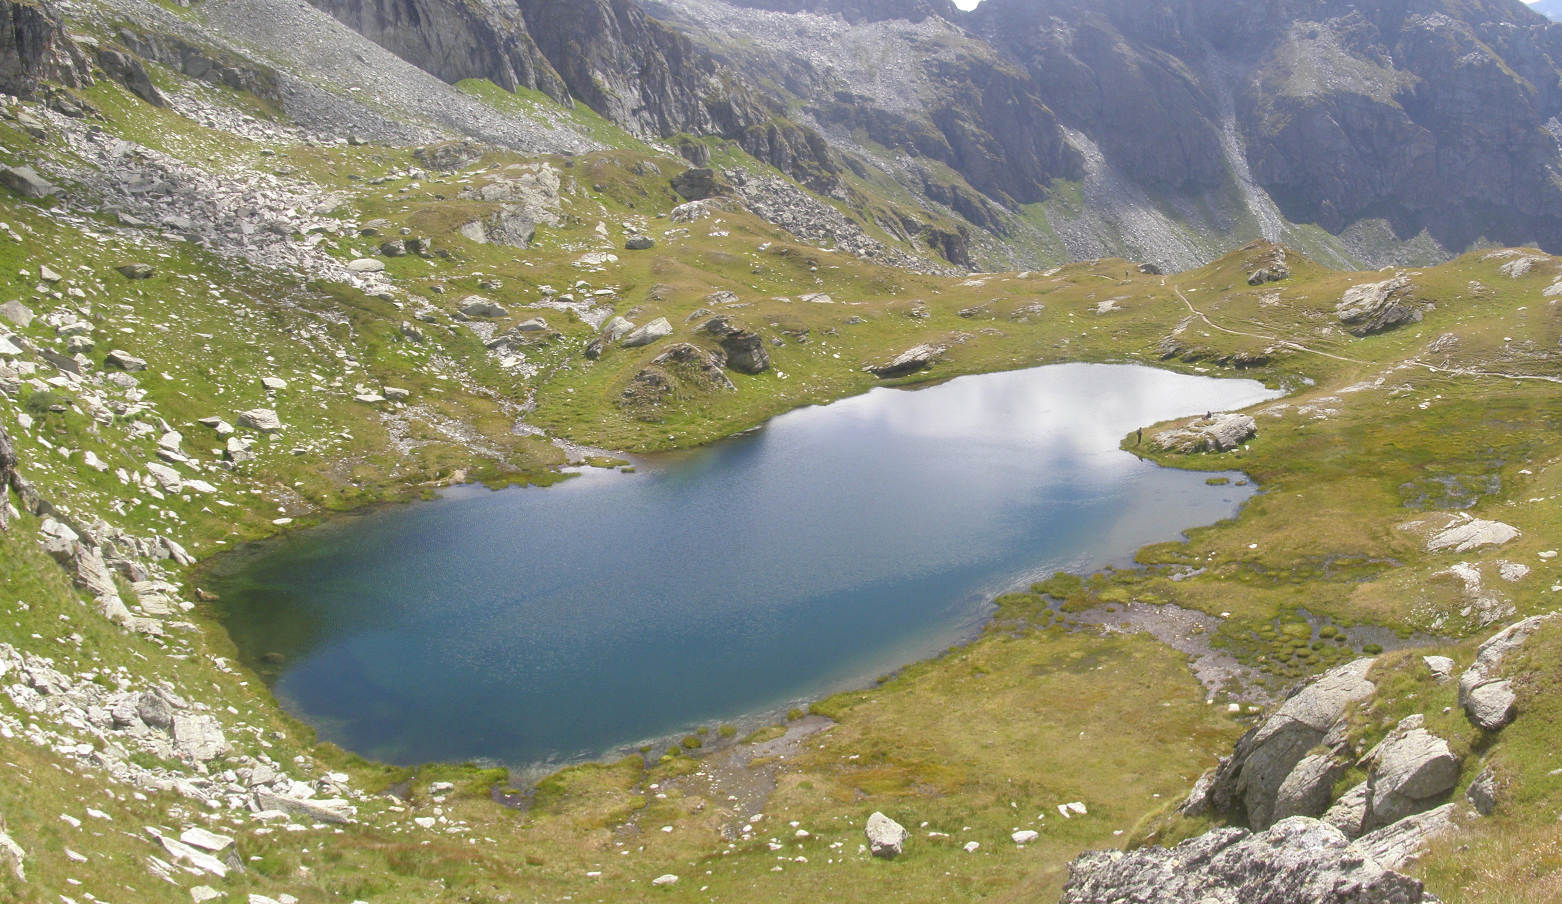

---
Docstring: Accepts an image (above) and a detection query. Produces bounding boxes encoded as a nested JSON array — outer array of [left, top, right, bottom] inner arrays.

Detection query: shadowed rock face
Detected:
[[0, 0, 91, 99], [0, 421, 16, 530], [305, 0, 569, 102], [308, 0, 841, 193], [270, 0, 1562, 266], [970, 0, 1562, 252]]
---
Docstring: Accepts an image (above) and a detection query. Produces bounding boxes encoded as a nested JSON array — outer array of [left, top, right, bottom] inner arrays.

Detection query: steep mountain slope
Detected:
[[655, 0, 1562, 269], [274, 0, 1562, 271]]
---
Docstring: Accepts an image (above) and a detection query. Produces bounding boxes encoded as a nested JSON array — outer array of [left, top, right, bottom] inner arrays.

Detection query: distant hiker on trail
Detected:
[[1205, 410, 1212, 420], [1136, 428, 1142, 445]]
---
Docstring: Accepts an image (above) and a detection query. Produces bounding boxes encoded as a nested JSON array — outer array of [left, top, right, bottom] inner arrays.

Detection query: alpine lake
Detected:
[[207, 363, 1281, 771]]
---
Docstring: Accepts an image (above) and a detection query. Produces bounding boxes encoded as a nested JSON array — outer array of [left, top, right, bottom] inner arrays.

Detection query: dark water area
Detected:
[[209, 363, 1279, 769]]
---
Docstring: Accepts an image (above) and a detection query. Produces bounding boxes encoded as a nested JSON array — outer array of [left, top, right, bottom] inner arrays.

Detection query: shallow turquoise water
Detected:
[[209, 363, 1278, 768]]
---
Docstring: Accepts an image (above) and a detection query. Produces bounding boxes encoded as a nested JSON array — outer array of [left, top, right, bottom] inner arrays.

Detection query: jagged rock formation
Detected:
[[1198, 658, 1377, 830], [0, 421, 15, 528], [0, 0, 91, 99], [1337, 275, 1423, 336], [304, 0, 569, 101], [651, 0, 1562, 269], [619, 341, 735, 413], [308, 0, 843, 194], [1061, 816, 1438, 904]]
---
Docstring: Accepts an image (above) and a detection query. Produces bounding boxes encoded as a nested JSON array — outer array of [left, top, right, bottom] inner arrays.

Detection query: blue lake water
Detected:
[[209, 363, 1279, 769]]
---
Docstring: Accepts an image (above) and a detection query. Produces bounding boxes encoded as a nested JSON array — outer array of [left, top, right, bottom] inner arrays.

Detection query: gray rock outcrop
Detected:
[[1426, 518, 1520, 554], [1152, 413, 1256, 453], [1465, 766, 1498, 816], [1060, 816, 1437, 904], [701, 316, 770, 374], [0, 0, 91, 100], [621, 317, 673, 348], [1271, 752, 1347, 825], [236, 408, 283, 433], [0, 421, 15, 530], [1458, 613, 1555, 730], [459, 297, 509, 319], [0, 164, 56, 201], [1209, 658, 1376, 829], [865, 811, 908, 859], [105, 348, 146, 373], [1360, 716, 1460, 831], [457, 163, 562, 248], [0, 810, 24, 881], [1355, 804, 1458, 871], [867, 343, 945, 378], [1336, 276, 1422, 337]]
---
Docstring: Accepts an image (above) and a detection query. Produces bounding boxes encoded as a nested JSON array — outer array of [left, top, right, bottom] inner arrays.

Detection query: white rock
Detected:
[[347, 258, 385, 273], [155, 832, 227, 877], [1427, 519, 1519, 553], [651, 873, 678, 886], [179, 827, 234, 853], [236, 409, 283, 433], [621, 317, 672, 348], [1422, 656, 1455, 683], [1012, 830, 1040, 844], [865, 811, 909, 859]]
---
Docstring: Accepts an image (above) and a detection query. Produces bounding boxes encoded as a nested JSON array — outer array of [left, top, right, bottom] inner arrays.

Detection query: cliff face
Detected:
[[970, 0, 1562, 253], [0, 0, 91, 99], [306, 0, 841, 194], [304, 0, 569, 102], [299, 0, 1562, 268]]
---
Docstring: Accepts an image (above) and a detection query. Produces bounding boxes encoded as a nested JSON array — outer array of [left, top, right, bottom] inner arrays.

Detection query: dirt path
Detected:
[[1167, 280, 1562, 385]]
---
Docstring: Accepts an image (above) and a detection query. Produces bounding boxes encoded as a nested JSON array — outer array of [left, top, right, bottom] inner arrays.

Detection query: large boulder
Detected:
[[1271, 752, 1347, 824], [1060, 817, 1437, 904], [1355, 804, 1457, 871], [459, 296, 510, 319], [0, 300, 32, 328], [96, 48, 165, 106], [1209, 658, 1376, 829], [601, 316, 635, 343], [670, 167, 730, 201], [236, 408, 283, 433], [864, 811, 908, 859], [1361, 716, 1460, 831], [1458, 614, 1555, 730], [0, 165, 54, 201], [619, 343, 734, 411], [1336, 276, 1421, 337], [1153, 413, 1257, 453], [621, 317, 672, 348], [702, 316, 770, 374], [867, 343, 945, 378]]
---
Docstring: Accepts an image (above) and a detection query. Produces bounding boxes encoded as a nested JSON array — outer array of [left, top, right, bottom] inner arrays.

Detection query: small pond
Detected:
[[209, 363, 1279, 769]]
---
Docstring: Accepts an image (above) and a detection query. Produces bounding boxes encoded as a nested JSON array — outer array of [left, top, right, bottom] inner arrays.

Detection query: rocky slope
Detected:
[[80, 0, 1562, 272], [655, 0, 1562, 269]]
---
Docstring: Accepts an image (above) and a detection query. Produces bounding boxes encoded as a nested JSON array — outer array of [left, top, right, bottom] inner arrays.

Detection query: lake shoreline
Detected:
[[207, 362, 1281, 773]]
